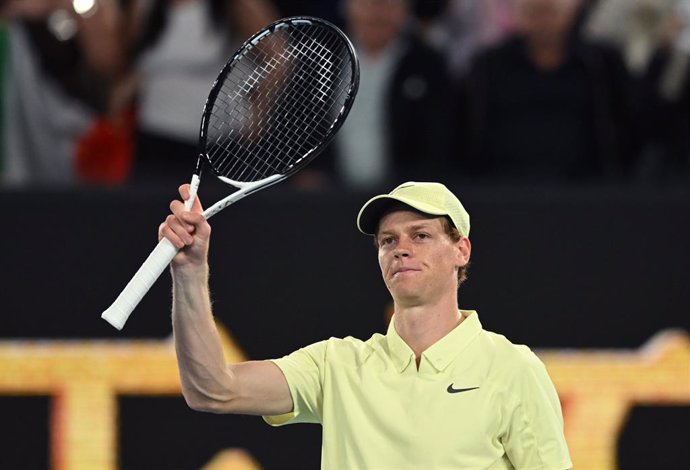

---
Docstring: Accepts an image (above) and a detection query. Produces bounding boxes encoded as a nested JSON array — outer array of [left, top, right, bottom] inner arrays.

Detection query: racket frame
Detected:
[[101, 16, 359, 330]]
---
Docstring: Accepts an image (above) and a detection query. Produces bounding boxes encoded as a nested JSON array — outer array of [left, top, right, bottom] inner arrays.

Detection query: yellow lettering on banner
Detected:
[[52, 380, 116, 470], [0, 326, 688, 470], [0, 324, 249, 470], [539, 329, 690, 470]]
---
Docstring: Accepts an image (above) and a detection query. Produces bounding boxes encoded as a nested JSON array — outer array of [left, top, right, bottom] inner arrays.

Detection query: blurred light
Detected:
[[47, 9, 78, 41], [73, 0, 97, 17]]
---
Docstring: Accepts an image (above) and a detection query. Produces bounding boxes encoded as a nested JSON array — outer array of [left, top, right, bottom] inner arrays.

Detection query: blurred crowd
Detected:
[[1, 0, 689, 189]]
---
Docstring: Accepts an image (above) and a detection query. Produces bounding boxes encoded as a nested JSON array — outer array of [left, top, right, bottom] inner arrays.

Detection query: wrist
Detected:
[[171, 261, 209, 282]]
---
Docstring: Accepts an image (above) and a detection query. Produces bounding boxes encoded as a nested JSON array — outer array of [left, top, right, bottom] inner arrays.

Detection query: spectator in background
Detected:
[[585, 0, 690, 180], [1, 0, 126, 186], [583, 0, 675, 75], [312, 0, 454, 190], [633, 0, 690, 180], [414, 0, 519, 78], [120, 0, 278, 183], [457, 0, 634, 181]]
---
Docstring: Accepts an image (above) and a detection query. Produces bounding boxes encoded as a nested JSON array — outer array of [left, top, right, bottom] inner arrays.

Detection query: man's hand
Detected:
[[159, 184, 212, 270]]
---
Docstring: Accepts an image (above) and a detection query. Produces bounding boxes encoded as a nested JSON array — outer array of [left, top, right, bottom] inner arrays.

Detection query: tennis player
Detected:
[[162, 181, 572, 469]]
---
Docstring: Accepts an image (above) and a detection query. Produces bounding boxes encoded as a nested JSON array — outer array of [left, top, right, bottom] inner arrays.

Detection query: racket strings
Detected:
[[204, 22, 355, 182], [216, 29, 344, 178]]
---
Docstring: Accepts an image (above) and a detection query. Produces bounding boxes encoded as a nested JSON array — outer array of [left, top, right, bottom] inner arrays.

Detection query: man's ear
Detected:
[[456, 237, 471, 268]]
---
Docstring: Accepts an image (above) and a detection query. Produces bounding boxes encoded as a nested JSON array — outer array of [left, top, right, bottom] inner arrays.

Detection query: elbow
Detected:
[[181, 388, 237, 414], [183, 394, 212, 413]]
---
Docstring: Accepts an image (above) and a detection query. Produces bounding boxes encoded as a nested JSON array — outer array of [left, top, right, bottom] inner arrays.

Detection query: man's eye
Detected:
[[416, 233, 430, 240], [381, 237, 394, 246]]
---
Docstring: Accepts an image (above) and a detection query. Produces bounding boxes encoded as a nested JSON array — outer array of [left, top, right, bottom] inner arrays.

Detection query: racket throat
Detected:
[[218, 173, 283, 192], [204, 174, 284, 219]]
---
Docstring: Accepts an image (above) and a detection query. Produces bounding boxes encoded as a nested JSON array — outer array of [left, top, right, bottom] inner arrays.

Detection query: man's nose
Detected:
[[393, 238, 411, 258]]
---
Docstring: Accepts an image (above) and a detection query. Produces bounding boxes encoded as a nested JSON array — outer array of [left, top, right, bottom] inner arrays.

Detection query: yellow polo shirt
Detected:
[[265, 311, 572, 470]]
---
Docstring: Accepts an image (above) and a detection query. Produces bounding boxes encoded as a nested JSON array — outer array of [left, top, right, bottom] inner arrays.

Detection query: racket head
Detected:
[[198, 16, 360, 183]]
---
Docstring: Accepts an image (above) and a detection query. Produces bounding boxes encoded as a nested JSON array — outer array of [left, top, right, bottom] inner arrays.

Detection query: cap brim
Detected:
[[356, 195, 449, 235]]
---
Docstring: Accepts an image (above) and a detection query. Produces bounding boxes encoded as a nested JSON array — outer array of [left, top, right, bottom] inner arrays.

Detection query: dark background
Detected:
[[1, 181, 689, 469]]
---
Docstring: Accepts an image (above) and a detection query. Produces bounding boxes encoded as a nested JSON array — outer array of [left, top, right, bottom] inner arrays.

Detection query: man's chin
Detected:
[[388, 289, 423, 308]]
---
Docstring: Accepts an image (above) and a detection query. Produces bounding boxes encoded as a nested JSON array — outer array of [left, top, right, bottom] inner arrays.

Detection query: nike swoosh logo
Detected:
[[447, 384, 480, 394]]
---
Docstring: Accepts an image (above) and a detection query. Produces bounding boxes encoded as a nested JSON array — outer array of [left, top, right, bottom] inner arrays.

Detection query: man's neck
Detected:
[[393, 298, 464, 367]]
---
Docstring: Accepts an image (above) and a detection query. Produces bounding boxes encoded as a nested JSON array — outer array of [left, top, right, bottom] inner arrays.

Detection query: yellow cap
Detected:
[[356, 181, 470, 236]]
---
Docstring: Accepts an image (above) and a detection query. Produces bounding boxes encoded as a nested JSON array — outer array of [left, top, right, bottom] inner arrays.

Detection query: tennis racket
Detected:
[[102, 16, 359, 330]]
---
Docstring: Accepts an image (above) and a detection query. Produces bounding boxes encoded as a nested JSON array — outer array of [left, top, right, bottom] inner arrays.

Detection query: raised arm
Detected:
[[161, 184, 293, 416]]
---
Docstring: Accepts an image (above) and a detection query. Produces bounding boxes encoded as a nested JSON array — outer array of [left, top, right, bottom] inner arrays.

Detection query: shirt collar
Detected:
[[385, 316, 416, 373], [422, 310, 482, 372], [385, 310, 482, 373]]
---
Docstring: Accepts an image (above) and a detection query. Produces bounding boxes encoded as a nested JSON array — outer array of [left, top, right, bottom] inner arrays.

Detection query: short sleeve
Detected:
[[502, 349, 572, 470], [263, 340, 327, 426]]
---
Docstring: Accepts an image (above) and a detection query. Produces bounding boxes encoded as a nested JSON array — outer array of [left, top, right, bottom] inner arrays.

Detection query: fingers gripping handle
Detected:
[[101, 175, 200, 330], [101, 238, 180, 330], [184, 173, 200, 211]]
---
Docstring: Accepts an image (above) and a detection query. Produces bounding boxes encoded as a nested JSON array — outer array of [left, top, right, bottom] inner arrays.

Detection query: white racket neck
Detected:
[[204, 174, 284, 219]]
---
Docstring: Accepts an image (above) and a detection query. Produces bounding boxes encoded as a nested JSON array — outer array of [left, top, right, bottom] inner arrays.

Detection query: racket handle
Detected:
[[101, 238, 179, 330]]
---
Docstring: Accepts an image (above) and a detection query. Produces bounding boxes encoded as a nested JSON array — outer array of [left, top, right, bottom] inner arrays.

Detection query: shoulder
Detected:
[[332, 333, 383, 361], [479, 330, 548, 380], [480, 334, 571, 467], [293, 334, 380, 366]]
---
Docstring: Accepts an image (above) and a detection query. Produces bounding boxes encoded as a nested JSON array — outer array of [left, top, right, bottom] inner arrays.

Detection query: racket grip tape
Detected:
[[101, 238, 180, 330]]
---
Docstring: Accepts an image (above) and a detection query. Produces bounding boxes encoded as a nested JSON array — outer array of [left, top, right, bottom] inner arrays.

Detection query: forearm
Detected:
[[165, 186, 292, 416], [171, 264, 238, 412]]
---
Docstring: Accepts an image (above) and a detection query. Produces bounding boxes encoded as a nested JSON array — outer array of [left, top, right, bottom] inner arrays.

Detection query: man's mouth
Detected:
[[392, 267, 419, 277]]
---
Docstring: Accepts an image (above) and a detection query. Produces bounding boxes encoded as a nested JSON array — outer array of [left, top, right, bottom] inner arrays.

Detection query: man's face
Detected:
[[376, 210, 468, 307]]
